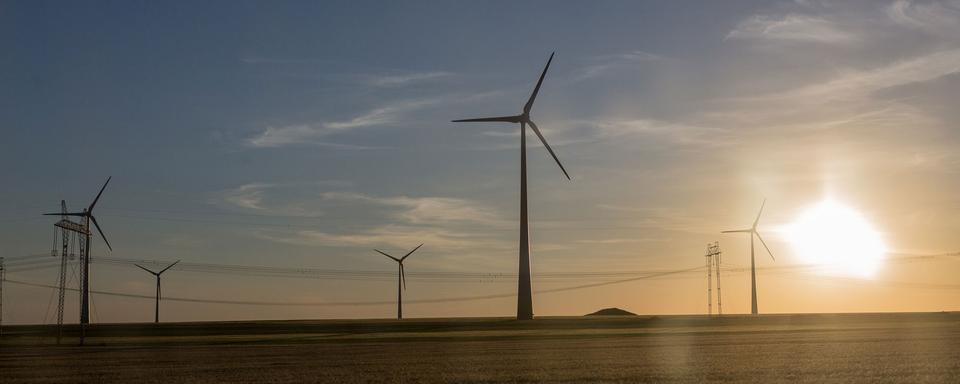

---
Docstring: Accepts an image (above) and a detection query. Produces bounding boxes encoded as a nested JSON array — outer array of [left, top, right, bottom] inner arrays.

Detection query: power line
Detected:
[[6, 260, 960, 310], [4, 267, 695, 307], [91, 212, 725, 233], [4, 254, 706, 281], [8, 267, 960, 310], [4, 252, 956, 284]]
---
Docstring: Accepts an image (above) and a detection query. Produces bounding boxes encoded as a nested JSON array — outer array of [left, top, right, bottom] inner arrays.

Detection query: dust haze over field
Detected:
[[2, 313, 959, 383]]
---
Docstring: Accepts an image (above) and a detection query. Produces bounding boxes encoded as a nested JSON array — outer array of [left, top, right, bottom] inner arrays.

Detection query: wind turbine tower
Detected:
[[722, 199, 775, 315], [452, 52, 571, 320], [44, 177, 113, 344], [135, 260, 180, 323], [374, 244, 423, 320]]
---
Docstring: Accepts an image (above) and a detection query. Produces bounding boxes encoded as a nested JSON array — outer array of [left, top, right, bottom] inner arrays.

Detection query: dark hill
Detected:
[[585, 307, 637, 316]]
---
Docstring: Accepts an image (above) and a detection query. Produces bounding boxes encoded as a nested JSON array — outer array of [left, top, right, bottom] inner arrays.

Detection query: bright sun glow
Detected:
[[783, 199, 887, 278]]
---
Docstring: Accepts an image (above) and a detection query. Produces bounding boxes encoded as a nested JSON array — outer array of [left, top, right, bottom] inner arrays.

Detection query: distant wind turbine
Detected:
[[452, 52, 570, 320], [722, 199, 776, 315], [374, 244, 423, 320], [134, 260, 180, 323]]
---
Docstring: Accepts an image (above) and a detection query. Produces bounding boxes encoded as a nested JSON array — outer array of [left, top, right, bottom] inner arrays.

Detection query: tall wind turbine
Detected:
[[722, 199, 775, 315], [374, 244, 422, 320], [452, 52, 570, 320], [43, 177, 113, 328], [134, 260, 180, 323]]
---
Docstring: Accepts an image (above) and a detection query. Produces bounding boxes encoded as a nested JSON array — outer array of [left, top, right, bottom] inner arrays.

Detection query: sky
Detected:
[[1, 0, 959, 324]]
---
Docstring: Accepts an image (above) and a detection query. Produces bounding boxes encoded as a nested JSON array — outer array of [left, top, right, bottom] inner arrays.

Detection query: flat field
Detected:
[[1, 312, 958, 383]]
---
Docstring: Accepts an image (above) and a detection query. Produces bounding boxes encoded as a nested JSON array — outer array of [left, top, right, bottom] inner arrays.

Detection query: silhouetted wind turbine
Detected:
[[452, 52, 570, 320], [134, 260, 180, 323], [722, 199, 775, 315], [43, 177, 113, 328], [374, 244, 422, 320]]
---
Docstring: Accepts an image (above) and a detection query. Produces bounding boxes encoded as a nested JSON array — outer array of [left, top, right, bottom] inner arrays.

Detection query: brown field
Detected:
[[1, 312, 958, 383]]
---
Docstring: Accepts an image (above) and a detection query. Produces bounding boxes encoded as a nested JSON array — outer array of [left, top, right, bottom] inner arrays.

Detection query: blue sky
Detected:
[[2, 0, 959, 323]]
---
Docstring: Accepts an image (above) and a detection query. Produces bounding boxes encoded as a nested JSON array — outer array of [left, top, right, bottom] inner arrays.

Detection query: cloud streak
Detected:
[[218, 184, 510, 251], [703, 47, 960, 133], [257, 224, 508, 251], [246, 98, 437, 148], [726, 14, 857, 44], [572, 51, 663, 81], [223, 183, 272, 210], [886, 0, 960, 37], [319, 192, 506, 227], [364, 71, 453, 87]]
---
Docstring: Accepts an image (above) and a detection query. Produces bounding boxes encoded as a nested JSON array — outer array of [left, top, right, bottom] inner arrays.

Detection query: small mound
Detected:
[[585, 307, 637, 316]]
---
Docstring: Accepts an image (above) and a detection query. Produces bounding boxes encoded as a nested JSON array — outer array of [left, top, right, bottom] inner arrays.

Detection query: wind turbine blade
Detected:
[[61, 200, 67, 214], [90, 215, 112, 251], [401, 264, 406, 291], [375, 249, 400, 262], [756, 232, 776, 261], [88, 176, 112, 212], [135, 264, 157, 275], [753, 198, 766, 229], [43, 212, 86, 217], [721, 229, 753, 233], [524, 52, 554, 114], [451, 115, 521, 123], [528, 120, 570, 180], [159, 260, 181, 274], [401, 243, 424, 261]]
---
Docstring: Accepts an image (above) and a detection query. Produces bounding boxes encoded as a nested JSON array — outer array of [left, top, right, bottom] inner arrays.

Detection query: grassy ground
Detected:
[[1, 312, 958, 383]]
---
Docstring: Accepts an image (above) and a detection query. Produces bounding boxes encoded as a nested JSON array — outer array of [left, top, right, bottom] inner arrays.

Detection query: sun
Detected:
[[783, 199, 887, 277]]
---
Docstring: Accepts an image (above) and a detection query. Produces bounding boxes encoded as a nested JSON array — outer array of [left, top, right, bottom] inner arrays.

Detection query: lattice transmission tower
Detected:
[[51, 200, 88, 344], [705, 241, 723, 316]]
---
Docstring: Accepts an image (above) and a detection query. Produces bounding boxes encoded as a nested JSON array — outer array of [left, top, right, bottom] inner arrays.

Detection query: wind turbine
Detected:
[[722, 199, 775, 315], [134, 260, 180, 323], [374, 244, 422, 320], [452, 52, 570, 320], [43, 177, 113, 328]]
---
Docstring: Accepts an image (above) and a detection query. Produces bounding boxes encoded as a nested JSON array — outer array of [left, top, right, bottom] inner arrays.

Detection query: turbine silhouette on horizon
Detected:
[[722, 199, 776, 315], [452, 52, 570, 320], [374, 244, 422, 320], [43, 176, 113, 329], [134, 260, 180, 323]]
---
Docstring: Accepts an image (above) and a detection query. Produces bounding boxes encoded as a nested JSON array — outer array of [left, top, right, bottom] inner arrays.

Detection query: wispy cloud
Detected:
[[246, 98, 437, 148], [215, 181, 353, 216], [320, 192, 505, 227], [886, 0, 960, 37], [223, 183, 272, 210], [363, 71, 453, 87], [587, 119, 733, 148], [726, 14, 857, 44], [705, 48, 960, 132], [573, 51, 663, 80], [217, 184, 509, 250], [257, 224, 507, 251], [240, 56, 333, 65], [788, 48, 960, 98], [239, 191, 510, 251]]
